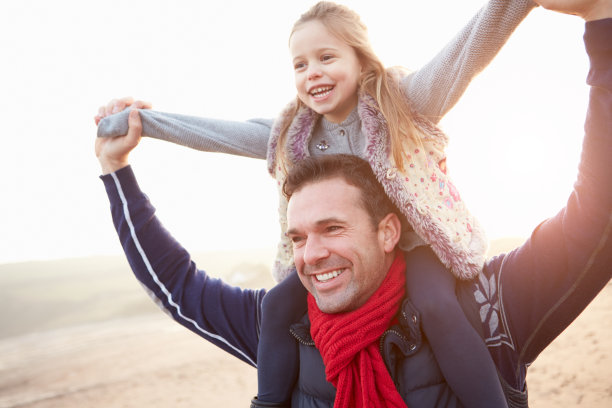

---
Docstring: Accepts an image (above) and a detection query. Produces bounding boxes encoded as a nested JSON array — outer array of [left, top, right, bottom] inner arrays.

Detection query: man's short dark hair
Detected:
[[282, 154, 403, 228]]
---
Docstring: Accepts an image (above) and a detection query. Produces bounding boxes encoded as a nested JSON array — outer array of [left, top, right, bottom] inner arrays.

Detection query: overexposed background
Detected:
[[2, 2, 609, 407], [0, 0, 587, 264]]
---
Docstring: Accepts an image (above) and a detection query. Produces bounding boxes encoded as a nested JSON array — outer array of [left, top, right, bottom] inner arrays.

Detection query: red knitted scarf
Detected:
[[308, 252, 408, 408]]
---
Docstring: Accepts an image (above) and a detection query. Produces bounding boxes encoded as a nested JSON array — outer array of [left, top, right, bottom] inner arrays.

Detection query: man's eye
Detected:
[[327, 225, 341, 233]]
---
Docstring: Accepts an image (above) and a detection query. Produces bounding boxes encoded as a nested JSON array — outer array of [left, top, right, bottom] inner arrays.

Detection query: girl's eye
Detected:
[[321, 54, 334, 62], [294, 62, 306, 71]]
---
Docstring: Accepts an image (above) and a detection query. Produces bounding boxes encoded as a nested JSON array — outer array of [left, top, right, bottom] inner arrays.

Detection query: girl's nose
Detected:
[[307, 66, 322, 81]]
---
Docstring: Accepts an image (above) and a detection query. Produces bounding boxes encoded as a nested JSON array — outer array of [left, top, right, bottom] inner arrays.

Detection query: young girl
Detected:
[[97, 1, 536, 406]]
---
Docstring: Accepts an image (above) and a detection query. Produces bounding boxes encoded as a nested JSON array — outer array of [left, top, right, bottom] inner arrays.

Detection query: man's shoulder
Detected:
[[458, 256, 517, 351]]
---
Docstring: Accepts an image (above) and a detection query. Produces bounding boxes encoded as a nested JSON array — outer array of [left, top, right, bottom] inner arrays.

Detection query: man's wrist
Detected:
[[99, 158, 129, 175], [583, 2, 612, 21]]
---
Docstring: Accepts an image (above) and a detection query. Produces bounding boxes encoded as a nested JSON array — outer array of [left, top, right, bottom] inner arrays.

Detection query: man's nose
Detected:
[[302, 236, 329, 266]]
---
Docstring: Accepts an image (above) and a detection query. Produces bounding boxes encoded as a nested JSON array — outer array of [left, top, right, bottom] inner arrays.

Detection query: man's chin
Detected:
[[313, 292, 355, 314]]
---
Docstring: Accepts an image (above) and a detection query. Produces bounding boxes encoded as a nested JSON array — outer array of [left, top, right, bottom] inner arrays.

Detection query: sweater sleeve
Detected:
[[97, 109, 273, 159], [490, 19, 612, 372], [100, 165, 266, 367], [403, 0, 536, 123]]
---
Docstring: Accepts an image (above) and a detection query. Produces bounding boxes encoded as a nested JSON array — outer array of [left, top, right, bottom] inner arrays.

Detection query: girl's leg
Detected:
[[405, 246, 508, 408], [253, 270, 307, 407]]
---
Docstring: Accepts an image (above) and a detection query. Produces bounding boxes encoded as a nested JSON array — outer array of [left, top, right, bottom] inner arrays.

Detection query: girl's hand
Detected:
[[94, 96, 152, 125], [95, 109, 143, 174], [535, 0, 612, 20]]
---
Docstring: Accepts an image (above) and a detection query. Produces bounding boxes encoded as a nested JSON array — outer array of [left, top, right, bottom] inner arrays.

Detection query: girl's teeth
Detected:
[[311, 87, 332, 97], [316, 269, 343, 282]]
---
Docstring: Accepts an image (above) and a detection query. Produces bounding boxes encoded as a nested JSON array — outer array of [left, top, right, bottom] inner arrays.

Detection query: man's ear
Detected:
[[378, 213, 402, 253]]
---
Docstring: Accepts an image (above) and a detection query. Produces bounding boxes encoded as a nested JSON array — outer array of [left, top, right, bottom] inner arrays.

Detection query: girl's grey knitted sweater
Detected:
[[98, 0, 536, 160]]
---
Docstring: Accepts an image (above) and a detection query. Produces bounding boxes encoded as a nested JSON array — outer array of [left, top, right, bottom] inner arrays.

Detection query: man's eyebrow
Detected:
[[287, 217, 347, 236], [315, 217, 346, 226], [286, 227, 300, 236]]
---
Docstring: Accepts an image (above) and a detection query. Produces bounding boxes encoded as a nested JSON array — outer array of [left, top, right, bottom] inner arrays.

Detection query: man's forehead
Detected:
[[287, 177, 363, 224], [290, 176, 358, 203]]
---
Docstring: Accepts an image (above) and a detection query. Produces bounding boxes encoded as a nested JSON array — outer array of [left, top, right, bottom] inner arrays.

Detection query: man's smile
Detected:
[[314, 268, 346, 282]]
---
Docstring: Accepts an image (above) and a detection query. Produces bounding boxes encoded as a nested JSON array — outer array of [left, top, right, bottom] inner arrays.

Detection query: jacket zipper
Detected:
[[290, 327, 316, 347], [379, 328, 410, 355]]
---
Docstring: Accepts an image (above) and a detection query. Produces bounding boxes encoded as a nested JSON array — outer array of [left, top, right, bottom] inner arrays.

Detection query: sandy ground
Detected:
[[0, 315, 257, 407], [0, 248, 610, 407]]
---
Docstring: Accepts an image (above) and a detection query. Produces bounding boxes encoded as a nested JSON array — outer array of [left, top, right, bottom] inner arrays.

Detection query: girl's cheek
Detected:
[[296, 93, 309, 106]]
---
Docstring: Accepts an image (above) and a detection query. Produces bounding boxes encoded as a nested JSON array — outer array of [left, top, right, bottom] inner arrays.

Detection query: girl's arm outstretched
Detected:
[[404, 0, 537, 123], [97, 103, 273, 160], [97, 1, 537, 155]]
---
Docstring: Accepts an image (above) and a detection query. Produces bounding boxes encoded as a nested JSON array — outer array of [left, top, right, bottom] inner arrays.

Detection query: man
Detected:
[[95, 1, 612, 406]]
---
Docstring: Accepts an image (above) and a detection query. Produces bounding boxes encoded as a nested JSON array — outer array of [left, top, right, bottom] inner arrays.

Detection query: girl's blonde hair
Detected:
[[278, 1, 424, 172]]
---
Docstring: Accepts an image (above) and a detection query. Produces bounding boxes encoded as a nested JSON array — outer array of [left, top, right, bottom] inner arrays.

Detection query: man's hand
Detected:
[[95, 109, 143, 175], [535, 0, 612, 20], [94, 96, 152, 126]]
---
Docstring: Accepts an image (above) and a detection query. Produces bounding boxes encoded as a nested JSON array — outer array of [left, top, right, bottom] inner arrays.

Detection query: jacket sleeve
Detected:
[[491, 18, 612, 369], [97, 109, 273, 159], [403, 0, 536, 123], [100, 165, 266, 367]]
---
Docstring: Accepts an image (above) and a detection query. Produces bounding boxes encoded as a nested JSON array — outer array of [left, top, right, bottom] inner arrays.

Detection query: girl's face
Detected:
[[290, 20, 362, 124]]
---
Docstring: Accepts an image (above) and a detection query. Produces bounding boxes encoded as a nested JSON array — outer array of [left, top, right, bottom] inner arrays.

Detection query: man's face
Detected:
[[286, 177, 398, 313]]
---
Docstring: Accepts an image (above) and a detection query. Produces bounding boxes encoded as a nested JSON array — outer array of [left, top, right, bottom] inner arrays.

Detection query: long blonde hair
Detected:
[[278, 1, 424, 172]]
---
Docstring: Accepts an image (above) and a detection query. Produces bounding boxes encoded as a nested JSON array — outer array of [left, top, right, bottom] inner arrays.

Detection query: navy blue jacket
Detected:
[[100, 19, 612, 407]]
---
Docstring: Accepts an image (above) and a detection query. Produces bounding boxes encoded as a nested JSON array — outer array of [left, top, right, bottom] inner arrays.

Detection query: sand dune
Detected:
[[0, 246, 610, 407]]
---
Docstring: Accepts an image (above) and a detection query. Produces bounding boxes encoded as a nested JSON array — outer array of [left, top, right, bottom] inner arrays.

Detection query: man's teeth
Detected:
[[315, 269, 343, 282], [310, 86, 333, 97]]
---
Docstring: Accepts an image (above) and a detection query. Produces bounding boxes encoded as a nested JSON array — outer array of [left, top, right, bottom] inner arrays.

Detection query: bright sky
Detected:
[[0, 1, 588, 265]]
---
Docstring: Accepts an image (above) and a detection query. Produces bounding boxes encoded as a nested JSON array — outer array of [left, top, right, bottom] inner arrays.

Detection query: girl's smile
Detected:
[[308, 85, 334, 101]]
